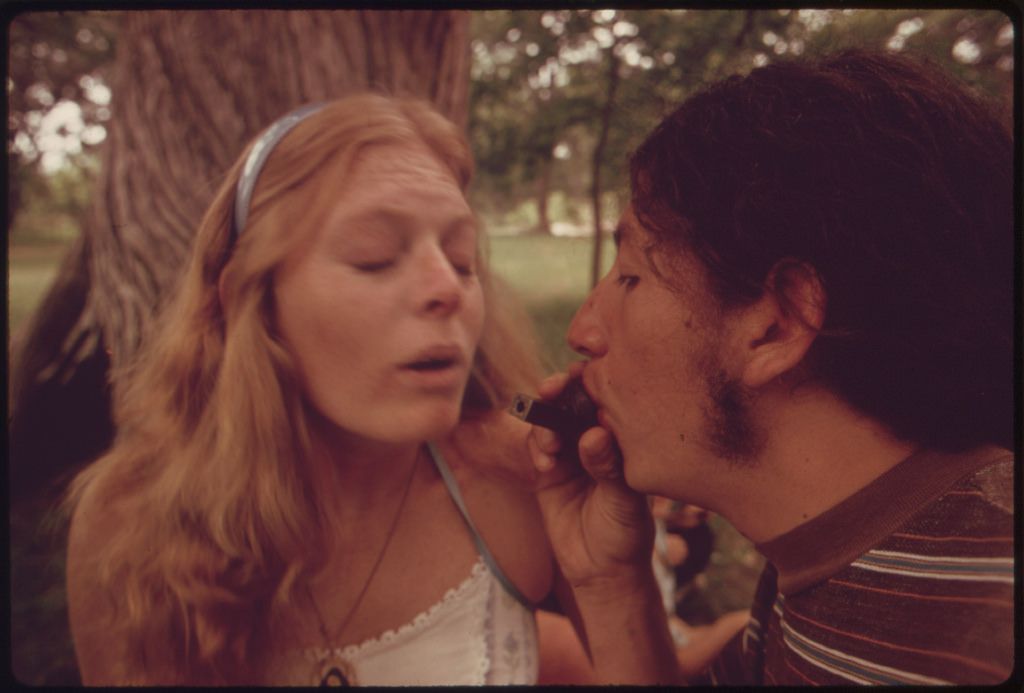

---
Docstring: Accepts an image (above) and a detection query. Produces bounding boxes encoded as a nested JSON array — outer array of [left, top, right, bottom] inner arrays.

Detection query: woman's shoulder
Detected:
[[438, 411, 554, 603]]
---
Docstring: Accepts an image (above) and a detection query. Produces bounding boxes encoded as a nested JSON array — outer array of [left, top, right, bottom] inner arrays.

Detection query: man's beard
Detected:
[[701, 367, 764, 465]]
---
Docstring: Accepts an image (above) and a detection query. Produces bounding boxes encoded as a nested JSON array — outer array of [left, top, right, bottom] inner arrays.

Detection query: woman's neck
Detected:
[[305, 416, 426, 512]]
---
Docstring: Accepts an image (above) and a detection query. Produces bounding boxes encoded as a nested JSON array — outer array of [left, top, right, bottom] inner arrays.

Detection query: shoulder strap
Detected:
[[426, 442, 534, 609]]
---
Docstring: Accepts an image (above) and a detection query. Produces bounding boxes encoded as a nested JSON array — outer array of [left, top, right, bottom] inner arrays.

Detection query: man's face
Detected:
[[567, 207, 761, 503]]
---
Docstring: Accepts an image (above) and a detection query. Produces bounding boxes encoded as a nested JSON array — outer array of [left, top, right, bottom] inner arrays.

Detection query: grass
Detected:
[[487, 234, 616, 371], [8, 233, 759, 683], [7, 243, 71, 338]]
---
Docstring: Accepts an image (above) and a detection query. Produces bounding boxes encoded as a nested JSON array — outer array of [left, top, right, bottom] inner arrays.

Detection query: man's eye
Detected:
[[616, 273, 639, 289]]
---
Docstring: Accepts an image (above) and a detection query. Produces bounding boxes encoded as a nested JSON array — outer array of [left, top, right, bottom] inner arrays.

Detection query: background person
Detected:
[[650, 498, 751, 679], [65, 94, 585, 686], [528, 48, 1014, 686]]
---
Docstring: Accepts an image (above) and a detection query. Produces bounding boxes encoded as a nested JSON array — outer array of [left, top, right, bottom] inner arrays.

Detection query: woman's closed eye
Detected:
[[451, 258, 476, 277], [352, 259, 395, 273]]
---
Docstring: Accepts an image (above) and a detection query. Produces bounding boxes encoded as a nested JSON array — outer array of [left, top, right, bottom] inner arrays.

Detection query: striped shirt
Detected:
[[702, 445, 1015, 686]]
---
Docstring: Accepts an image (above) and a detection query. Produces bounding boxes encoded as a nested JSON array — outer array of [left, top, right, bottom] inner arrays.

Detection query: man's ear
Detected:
[[736, 260, 826, 388]]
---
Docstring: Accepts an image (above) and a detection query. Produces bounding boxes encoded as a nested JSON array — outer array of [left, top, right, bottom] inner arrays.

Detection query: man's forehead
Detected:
[[613, 209, 649, 250], [612, 222, 625, 249]]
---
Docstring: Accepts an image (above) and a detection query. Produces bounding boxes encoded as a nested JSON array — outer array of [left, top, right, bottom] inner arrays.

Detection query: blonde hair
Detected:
[[65, 94, 543, 683]]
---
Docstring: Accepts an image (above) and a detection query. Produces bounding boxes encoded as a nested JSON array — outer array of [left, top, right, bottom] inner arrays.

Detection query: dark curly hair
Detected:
[[630, 49, 1014, 452]]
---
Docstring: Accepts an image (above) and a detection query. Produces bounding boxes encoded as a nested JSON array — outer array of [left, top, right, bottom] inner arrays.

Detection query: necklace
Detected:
[[305, 447, 420, 687]]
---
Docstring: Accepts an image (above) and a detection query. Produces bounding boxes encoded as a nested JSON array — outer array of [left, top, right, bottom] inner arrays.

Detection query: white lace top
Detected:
[[263, 444, 539, 686]]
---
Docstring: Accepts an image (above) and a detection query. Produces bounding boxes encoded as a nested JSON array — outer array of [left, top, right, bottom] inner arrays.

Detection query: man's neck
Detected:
[[718, 385, 919, 545]]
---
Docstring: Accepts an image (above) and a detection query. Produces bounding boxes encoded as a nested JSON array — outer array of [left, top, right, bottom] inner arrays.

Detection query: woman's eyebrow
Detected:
[[442, 214, 479, 241], [343, 208, 407, 231]]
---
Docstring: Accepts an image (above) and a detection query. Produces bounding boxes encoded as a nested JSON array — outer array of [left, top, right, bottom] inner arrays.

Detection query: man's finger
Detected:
[[578, 426, 624, 483], [538, 371, 572, 399], [530, 424, 562, 458], [528, 425, 569, 477], [529, 430, 588, 513]]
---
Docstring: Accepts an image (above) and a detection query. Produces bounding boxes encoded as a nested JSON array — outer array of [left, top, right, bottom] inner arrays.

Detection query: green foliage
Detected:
[[468, 9, 1014, 233], [7, 11, 118, 166], [7, 11, 117, 227], [9, 154, 96, 244]]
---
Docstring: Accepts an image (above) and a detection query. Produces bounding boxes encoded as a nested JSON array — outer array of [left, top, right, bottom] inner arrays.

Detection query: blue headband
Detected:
[[231, 102, 326, 239]]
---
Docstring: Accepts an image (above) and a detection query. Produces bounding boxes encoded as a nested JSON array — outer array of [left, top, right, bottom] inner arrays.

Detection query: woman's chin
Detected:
[[380, 405, 462, 444], [314, 397, 464, 447]]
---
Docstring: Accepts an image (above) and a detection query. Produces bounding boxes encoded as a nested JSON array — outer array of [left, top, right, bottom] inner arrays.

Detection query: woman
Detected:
[[65, 94, 576, 685]]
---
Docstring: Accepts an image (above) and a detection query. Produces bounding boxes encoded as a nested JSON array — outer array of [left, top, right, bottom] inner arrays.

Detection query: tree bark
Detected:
[[589, 43, 621, 289], [9, 9, 471, 497]]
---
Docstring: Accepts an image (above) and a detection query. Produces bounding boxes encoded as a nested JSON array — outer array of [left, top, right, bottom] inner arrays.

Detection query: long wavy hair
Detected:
[[65, 94, 543, 683]]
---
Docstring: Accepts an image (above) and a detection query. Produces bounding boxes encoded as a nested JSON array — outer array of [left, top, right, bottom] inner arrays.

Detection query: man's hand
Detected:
[[526, 366, 682, 684], [527, 365, 654, 592]]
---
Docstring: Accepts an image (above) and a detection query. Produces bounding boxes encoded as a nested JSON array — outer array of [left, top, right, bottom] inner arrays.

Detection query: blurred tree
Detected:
[[7, 11, 117, 229], [10, 155, 99, 244], [469, 9, 807, 281], [805, 9, 1014, 126], [9, 9, 472, 500], [468, 8, 1012, 284], [469, 10, 595, 234]]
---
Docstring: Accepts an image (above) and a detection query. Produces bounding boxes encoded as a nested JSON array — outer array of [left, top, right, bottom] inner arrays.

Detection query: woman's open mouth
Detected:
[[405, 357, 457, 372], [400, 346, 466, 391]]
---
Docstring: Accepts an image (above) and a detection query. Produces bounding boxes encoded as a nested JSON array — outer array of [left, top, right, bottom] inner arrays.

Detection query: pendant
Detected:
[[313, 654, 357, 687]]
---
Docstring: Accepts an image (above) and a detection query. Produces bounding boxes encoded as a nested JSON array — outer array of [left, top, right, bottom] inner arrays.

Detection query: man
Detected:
[[528, 49, 1015, 685]]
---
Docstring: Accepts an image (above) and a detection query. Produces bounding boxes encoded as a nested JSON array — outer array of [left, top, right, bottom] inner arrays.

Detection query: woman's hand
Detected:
[[527, 366, 654, 593]]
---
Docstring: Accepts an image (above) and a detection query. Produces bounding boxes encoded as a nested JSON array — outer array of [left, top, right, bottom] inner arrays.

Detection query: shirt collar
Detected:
[[755, 444, 1011, 595]]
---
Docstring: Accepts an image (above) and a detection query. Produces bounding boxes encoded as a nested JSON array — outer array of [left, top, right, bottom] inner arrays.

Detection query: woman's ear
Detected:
[[736, 260, 826, 388]]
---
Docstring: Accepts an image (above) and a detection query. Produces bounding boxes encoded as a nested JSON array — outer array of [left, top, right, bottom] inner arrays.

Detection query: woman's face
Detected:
[[273, 142, 485, 445]]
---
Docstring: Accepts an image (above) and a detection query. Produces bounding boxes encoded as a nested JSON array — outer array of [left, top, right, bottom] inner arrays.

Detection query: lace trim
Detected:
[[480, 563, 496, 683], [303, 556, 489, 662]]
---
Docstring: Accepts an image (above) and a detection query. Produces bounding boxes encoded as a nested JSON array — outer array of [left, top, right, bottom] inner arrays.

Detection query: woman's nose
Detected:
[[420, 249, 462, 317], [567, 286, 607, 358]]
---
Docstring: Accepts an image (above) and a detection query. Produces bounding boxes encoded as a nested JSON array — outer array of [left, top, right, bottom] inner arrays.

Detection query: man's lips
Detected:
[[579, 368, 612, 431]]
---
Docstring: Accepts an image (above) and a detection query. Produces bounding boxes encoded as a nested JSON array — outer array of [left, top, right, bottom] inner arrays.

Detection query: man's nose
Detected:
[[567, 287, 607, 358]]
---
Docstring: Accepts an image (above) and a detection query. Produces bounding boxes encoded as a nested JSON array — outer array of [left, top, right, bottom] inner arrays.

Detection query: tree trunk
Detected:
[[534, 152, 553, 235], [9, 9, 471, 498], [589, 43, 621, 289]]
